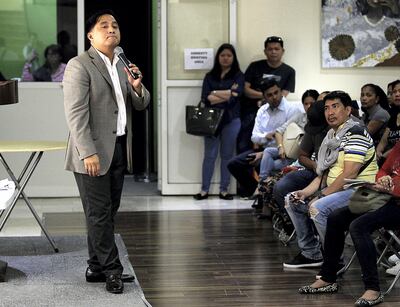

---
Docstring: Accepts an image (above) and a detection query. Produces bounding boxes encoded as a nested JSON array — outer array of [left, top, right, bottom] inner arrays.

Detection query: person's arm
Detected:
[[366, 120, 385, 137], [323, 160, 363, 196], [125, 64, 150, 110], [297, 132, 317, 170], [376, 128, 389, 160], [208, 89, 231, 105], [375, 143, 400, 197], [274, 132, 286, 159], [298, 148, 316, 171], [250, 107, 272, 146], [281, 67, 295, 97], [295, 175, 323, 199], [222, 72, 245, 106], [244, 81, 263, 100], [63, 58, 99, 176], [21, 62, 34, 81]]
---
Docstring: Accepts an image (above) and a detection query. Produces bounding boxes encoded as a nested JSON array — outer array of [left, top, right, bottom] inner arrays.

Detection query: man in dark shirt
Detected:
[[237, 36, 296, 153]]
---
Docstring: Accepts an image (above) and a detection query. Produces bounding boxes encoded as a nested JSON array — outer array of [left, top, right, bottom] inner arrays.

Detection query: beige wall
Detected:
[[237, 0, 398, 100]]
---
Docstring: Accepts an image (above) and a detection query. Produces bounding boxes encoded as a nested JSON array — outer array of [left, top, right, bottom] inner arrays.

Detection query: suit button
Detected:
[[114, 110, 118, 114], [112, 131, 117, 134]]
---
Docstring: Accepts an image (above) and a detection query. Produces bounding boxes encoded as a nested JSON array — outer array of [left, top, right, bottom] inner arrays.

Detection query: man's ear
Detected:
[[346, 105, 352, 116], [87, 33, 93, 41]]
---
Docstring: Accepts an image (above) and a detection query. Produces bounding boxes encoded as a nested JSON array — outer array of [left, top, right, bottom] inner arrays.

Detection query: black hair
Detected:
[[323, 90, 352, 107], [356, 0, 400, 18], [361, 83, 390, 111], [264, 36, 284, 48], [260, 80, 280, 93], [86, 9, 117, 34], [44, 44, 62, 59], [209, 43, 241, 80], [301, 89, 319, 104], [389, 79, 400, 90]]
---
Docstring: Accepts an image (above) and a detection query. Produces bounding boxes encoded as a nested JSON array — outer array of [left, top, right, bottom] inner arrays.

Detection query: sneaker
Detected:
[[386, 262, 400, 276], [388, 254, 400, 265], [283, 253, 323, 268]]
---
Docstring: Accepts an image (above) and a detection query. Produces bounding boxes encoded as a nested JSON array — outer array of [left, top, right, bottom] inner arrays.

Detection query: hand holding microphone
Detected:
[[114, 46, 142, 80]]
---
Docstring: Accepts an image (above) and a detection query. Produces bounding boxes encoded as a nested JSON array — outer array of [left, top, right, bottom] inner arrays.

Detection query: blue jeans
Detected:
[[273, 169, 316, 214], [258, 147, 293, 181], [285, 189, 354, 260], [201, 118, 241, 193]]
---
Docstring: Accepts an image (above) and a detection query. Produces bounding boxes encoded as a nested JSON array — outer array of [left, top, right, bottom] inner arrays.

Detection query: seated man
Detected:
[[227, 80, 301, 198], [299, 141, 400, 306], [283, 91, 378, 268], [272, 98, 329, 231], [256, 89, 319, 192]]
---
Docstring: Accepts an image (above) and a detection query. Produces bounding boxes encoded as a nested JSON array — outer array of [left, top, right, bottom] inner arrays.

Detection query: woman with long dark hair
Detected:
[[360, 83, 390, 146], [194, 43, 244, 200]]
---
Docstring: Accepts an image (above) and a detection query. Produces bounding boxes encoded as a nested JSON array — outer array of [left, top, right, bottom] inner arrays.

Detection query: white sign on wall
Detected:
[[184, 48, 214, 70]]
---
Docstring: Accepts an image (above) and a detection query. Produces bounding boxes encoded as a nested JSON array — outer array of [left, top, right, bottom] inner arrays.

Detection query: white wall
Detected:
[[0, 84, 77, 197], [237, 0, 398, 100], [2, 0, 398, 197]]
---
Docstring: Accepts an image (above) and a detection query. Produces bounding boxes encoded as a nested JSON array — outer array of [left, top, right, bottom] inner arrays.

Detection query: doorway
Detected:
[[84, 1, 156, 180]]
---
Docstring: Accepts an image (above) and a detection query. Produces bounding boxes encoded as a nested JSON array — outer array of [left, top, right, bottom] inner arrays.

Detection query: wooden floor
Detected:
[[114, 209, 400, 307]]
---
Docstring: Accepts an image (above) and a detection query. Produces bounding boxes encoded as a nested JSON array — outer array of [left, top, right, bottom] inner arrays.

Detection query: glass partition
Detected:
[[167, 0, 229, 80], [0, 0, 77, 82]]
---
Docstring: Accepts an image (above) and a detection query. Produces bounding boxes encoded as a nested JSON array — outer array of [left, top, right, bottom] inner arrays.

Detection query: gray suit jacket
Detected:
[[63, 46, 150, 175]]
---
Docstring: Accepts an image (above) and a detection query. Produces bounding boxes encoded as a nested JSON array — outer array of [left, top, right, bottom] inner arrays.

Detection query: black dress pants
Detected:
[[321, 199, 400, 292], [74, 137, 126, 276]]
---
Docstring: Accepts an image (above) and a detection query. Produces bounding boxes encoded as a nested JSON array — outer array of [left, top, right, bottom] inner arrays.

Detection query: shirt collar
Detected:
[[266, 96, 286, 112], [94, 47, 119, 66]]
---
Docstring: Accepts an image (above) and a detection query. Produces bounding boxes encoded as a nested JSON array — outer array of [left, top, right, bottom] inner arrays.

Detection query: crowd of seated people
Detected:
[[299, 140, 400, 307], [227, 80, 302, 198], [253, 89, 319, 196], [377, 80, 400, 164], [190, 35, 399, 306]]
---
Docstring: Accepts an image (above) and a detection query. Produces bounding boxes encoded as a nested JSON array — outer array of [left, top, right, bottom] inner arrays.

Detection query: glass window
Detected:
[[167, 0, 229, 80], [0, 0, 77, 82]]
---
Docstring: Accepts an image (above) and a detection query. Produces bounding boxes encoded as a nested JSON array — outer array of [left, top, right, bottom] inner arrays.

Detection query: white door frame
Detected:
[[158, 0, 237, 195]]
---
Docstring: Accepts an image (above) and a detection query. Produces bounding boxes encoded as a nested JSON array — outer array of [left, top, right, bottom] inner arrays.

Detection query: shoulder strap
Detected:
[[358, 151, 376, 175]]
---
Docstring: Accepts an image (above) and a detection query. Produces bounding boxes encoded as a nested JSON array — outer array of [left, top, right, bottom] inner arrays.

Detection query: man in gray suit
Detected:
[[63, 10, 150, 294]]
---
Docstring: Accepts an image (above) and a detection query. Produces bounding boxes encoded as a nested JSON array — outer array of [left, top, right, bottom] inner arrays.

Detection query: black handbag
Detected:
[[185, 101, 224, 137]]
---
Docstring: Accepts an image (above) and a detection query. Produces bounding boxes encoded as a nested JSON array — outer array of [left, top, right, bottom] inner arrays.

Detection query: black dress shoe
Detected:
[[193, 193, 208, 200], [86, 267, 135, 283], [219, 193, 233, 200], [106, 274, 124, 294]]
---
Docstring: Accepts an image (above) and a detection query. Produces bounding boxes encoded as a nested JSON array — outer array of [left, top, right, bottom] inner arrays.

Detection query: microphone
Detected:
[[114, 46, 141, 80]]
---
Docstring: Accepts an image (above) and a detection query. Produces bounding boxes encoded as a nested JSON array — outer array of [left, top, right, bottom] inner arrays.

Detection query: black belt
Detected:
[[116, 135, 126, 144]]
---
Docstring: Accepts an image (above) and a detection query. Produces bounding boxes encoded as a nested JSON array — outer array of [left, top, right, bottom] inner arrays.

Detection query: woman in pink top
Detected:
[[22, 44, 66, 82]]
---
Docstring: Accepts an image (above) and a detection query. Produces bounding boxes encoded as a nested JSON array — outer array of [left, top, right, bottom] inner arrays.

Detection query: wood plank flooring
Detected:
[[113, 209, 400, 307]]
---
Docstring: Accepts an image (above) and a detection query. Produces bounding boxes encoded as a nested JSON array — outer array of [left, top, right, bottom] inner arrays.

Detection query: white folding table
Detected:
[[0, 141, 66, 252]]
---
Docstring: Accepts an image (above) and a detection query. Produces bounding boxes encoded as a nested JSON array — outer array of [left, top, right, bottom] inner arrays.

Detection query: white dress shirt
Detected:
[[95, 48, 126, 136], [251, 96, 302, 146]]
